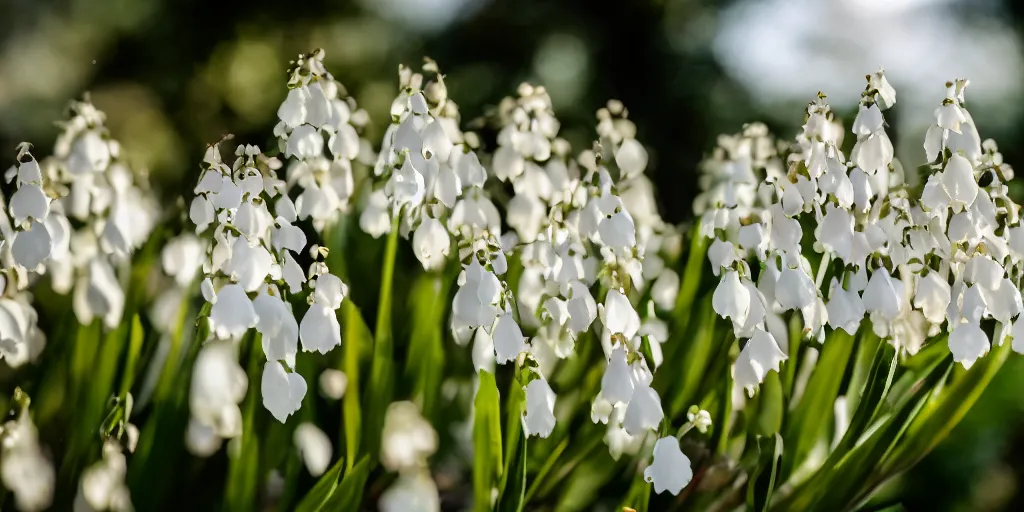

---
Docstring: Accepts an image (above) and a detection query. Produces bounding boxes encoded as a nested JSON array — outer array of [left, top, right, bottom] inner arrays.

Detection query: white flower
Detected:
[[599, 289, 641, 340], [72, 259, 125, 329], [208, 284, 258, 340], [299, 303, 342, 354], [161, 234, 205, 286], [940, 154, 979, 213], [11, 220, 52, 270], [492, 313, 528, 364], [253, 292, 299, 365], [379, 471, 441, 512], [381, 401, 437, 472], [643, 437, 693, 496], [622, 380, 663, 436], [734, 328, 787, 396], [0, 412, 54, 512], [318, 369, 348, 400], [775, 266, 816, 312], [687, 408, 713, 433], [615, 138, 648, 178], [826, 278, 865, 335], [385, 159, 426, 212], [412, 217, 451, 271], [452, 260, 502, 331], [293, 423, 332, 476], [914, 272, 951, 325], [863, 269, 905, 322], [523, 378, 556, 438], [286, 125, 324, 160], [9, 183, 49, 225], [713, 270, 750, 323], [261, 360, 307, 423], [75, 441, 131, 512], [949, 321, 989, 369], [189, 341, 247, 443], [601, 345, 634, 405]]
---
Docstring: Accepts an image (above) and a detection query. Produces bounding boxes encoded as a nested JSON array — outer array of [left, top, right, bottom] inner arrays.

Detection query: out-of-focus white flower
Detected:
[[0, 404, 54, 512], [294, 423, 332, 477], [74, 441, 132, 512], [379, 471, 441, 512], [319, 369, 347, 400], [381, 401, 437, 473]]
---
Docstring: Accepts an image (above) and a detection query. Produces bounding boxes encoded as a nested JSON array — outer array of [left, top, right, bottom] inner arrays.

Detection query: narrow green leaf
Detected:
[[781, 329, 855, 479], [746, 433, 784, 512], [321, 455, 372, 510], [474, 371, 504, 512], [406, 272, 451, 419], [341, 300, 371, 472], [498, 380, 525, 497], [293, 457, 345, 512], [118, 314, 146, 398], [882, 337, 1011, 476], [835, 340, 896, 456], [665, 297, 717, 418], [364, 219, 400, 458], [224, 333, 263, 512], [498, 432, 528, 512], [754, 372, 784, 437]]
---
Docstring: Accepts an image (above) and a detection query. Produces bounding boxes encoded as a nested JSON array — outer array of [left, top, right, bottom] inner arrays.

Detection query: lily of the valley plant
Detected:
[[0, 51, 1015, 511]]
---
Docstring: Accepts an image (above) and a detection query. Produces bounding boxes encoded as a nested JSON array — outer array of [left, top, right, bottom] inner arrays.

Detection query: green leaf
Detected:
[[882, 337, 1011, 476], [834, 339, 896, 456], [364, 219, 400, 458], [321, 455, 372, 510], [224, 334, 263, 512], [341, 300, 371, 472], [498, 379, 525, 497], [664, 297, 718, 418], [754, 371, 784, 437], [406, 272, 451, 419], [118, 314, 146, 399], [781, 328, 855, 479], [746, 433, 784, 512], [474, 371, 503, 512], [293, 457, 345, 512], [498, 432, 527, 512]]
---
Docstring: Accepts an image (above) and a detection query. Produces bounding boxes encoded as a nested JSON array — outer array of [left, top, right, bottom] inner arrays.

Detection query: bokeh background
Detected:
[[3, 0, 1024, 509]]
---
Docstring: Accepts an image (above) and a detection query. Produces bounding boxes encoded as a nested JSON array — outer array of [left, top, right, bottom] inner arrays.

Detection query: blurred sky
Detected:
[[3, 0, 1024, 508]]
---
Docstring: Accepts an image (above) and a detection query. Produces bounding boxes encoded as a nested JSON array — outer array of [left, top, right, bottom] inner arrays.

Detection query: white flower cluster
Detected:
[[0, 397, 54, 511], [379, 401, 441, 512], [46, 100, 159, 329], [274, 49, 371, 233], [186, 140, 349, 451], [704, 69, 1024, 403], [0, 99, 157, 369], [73, 440, 132, 512]]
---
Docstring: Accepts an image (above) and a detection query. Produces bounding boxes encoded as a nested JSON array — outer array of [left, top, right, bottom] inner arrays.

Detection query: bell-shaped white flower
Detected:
[[299, 303, 342, 354], [223, 239, 273, 292], [72, 259, 125, 329], [622, 380, 664, 436], [775, 266, 815, 312], [412, 217, 450, 271], [452, 260, 502, 330], [863, 269, 904, 321], [713, 270, 750, 324], [940, 154, 978, 213], [9, 183, 49, 225], [492, 313, 528, 364], [599, 289, 641, 340], [949, 321, 989, 369], [826, 278, 865, 335], [261, 360, 307, 423], [254, 292, 299, 365], [643, 437, 693, 496], [293, 423, 332, 477], [734, 328, 787, 396], [914, 271, 952, 325], [11, 220, 52, 270], [601, 345, 634, 405], [312, 273, 347, 309], [208, 284, 258, 340], [523, 378, 556, 438], [935, 101, 966, 133]]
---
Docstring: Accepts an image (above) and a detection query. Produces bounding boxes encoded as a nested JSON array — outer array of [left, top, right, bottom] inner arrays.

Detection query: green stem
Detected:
[[363, 217, 401, 459]]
